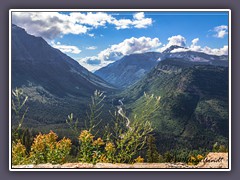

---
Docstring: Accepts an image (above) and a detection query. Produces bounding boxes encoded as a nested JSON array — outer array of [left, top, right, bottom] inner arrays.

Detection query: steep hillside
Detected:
[[119, 59, 229, 152], [12, 24, 114, 97], [11, 24, 115, 130]]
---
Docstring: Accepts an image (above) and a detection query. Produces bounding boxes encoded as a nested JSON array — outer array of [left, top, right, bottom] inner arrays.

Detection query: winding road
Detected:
[[116, 99, 132, 131]]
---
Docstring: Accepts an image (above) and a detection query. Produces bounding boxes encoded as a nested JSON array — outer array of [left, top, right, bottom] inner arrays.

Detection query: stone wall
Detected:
[[12, 152, 228, 169]]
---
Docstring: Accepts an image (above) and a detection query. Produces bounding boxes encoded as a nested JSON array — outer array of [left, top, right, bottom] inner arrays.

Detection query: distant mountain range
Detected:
[[95, 45, 228, 88], [95, 52, 162, 88]]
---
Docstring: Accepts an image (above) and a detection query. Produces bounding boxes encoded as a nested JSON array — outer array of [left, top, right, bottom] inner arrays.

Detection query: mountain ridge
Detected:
[[11, 24, 115, 129], [12, 24, 115, 98], [95, 52, 162, 88], [95, 45, 228, 88], [117, 59, 229, 152]]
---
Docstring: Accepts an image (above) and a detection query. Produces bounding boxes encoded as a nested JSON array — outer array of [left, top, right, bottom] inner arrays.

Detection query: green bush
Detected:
[[78, 130, 105, 164], [12, 139, 28, 165], [29, 131, 72, 164], [212, 142, 228, 152]]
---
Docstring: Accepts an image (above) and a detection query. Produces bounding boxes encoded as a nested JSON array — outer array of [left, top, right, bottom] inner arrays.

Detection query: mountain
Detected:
[[11, 24, 115, 130], [162, 45, 228, 65], [161, 45, 187, 54], [11, 24, 229, 152], [95, 45, 228, 88], [12, 24, 114, 97], [95, 52, 162, 88], [119, 59, 229, 152]]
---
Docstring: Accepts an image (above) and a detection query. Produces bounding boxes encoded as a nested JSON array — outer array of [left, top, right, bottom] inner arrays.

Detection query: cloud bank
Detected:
[[98, 36, 161, 61], [78, 36, 161, 71], [170, 37, 228, 56], [79, 35, 228, 71], [12, 12, 153, 40]]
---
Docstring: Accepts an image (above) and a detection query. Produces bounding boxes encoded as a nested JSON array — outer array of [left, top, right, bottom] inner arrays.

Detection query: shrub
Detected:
[[12, 139, 28, 165], [212, 142, 228, 152], [104, 142, 116, 163], [134, 156, 144, 163], [188, 154, 204, 165], [163, 151, 173, 162], [77, 118, 153, 164], [75, 91, 160, 164], [78, 130, 105, 164], [29, 131, 72, 164], [112, 119, 153, 163]]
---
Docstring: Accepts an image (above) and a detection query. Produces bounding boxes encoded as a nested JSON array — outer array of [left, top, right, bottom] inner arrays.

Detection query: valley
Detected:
[[11, 24, 229, 164]]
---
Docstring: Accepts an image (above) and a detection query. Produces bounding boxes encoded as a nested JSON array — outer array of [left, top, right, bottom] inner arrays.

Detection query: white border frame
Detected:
[[9, 9, 231, 172]]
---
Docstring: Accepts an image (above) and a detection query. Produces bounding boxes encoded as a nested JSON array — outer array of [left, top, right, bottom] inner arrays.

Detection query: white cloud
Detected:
[[12, 12, 153, 40], [213, 25, 228, 38], [51, 41, 81, 54], [111, 12, 152, 30], [133, 12, 144, 20], [158, 35, 186, 52], [202, 45, 228, 56], [132, 12, 153, 29], [167, 35, 186, 47], [86, 46, 97, 50], [98, 36, 161, 61], [80, 56, 101, 65], [170, 37, 228, 56], [112, 19, 133, 30], [191, 38, 199, 46], [69, 12, 113, 28], [80, 35, 228, 72], [78, 56, 114, 72], [189, 37, 228, 55], [12, 12, 89, 40], [170, 48, 189, 53], [78, 36, 161, 71], [190, 38, 202, 51], [88, 33, 95, 37]]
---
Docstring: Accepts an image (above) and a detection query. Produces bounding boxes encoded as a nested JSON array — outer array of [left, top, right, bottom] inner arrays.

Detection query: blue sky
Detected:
[[12, 11, 229, 71]]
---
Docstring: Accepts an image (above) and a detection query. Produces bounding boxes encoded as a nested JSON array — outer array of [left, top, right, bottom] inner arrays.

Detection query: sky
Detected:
[[12, 11, 229, 72]]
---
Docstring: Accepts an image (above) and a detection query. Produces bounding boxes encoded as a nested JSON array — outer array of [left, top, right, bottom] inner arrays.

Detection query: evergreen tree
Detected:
[[146, 135, 163, 163]]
